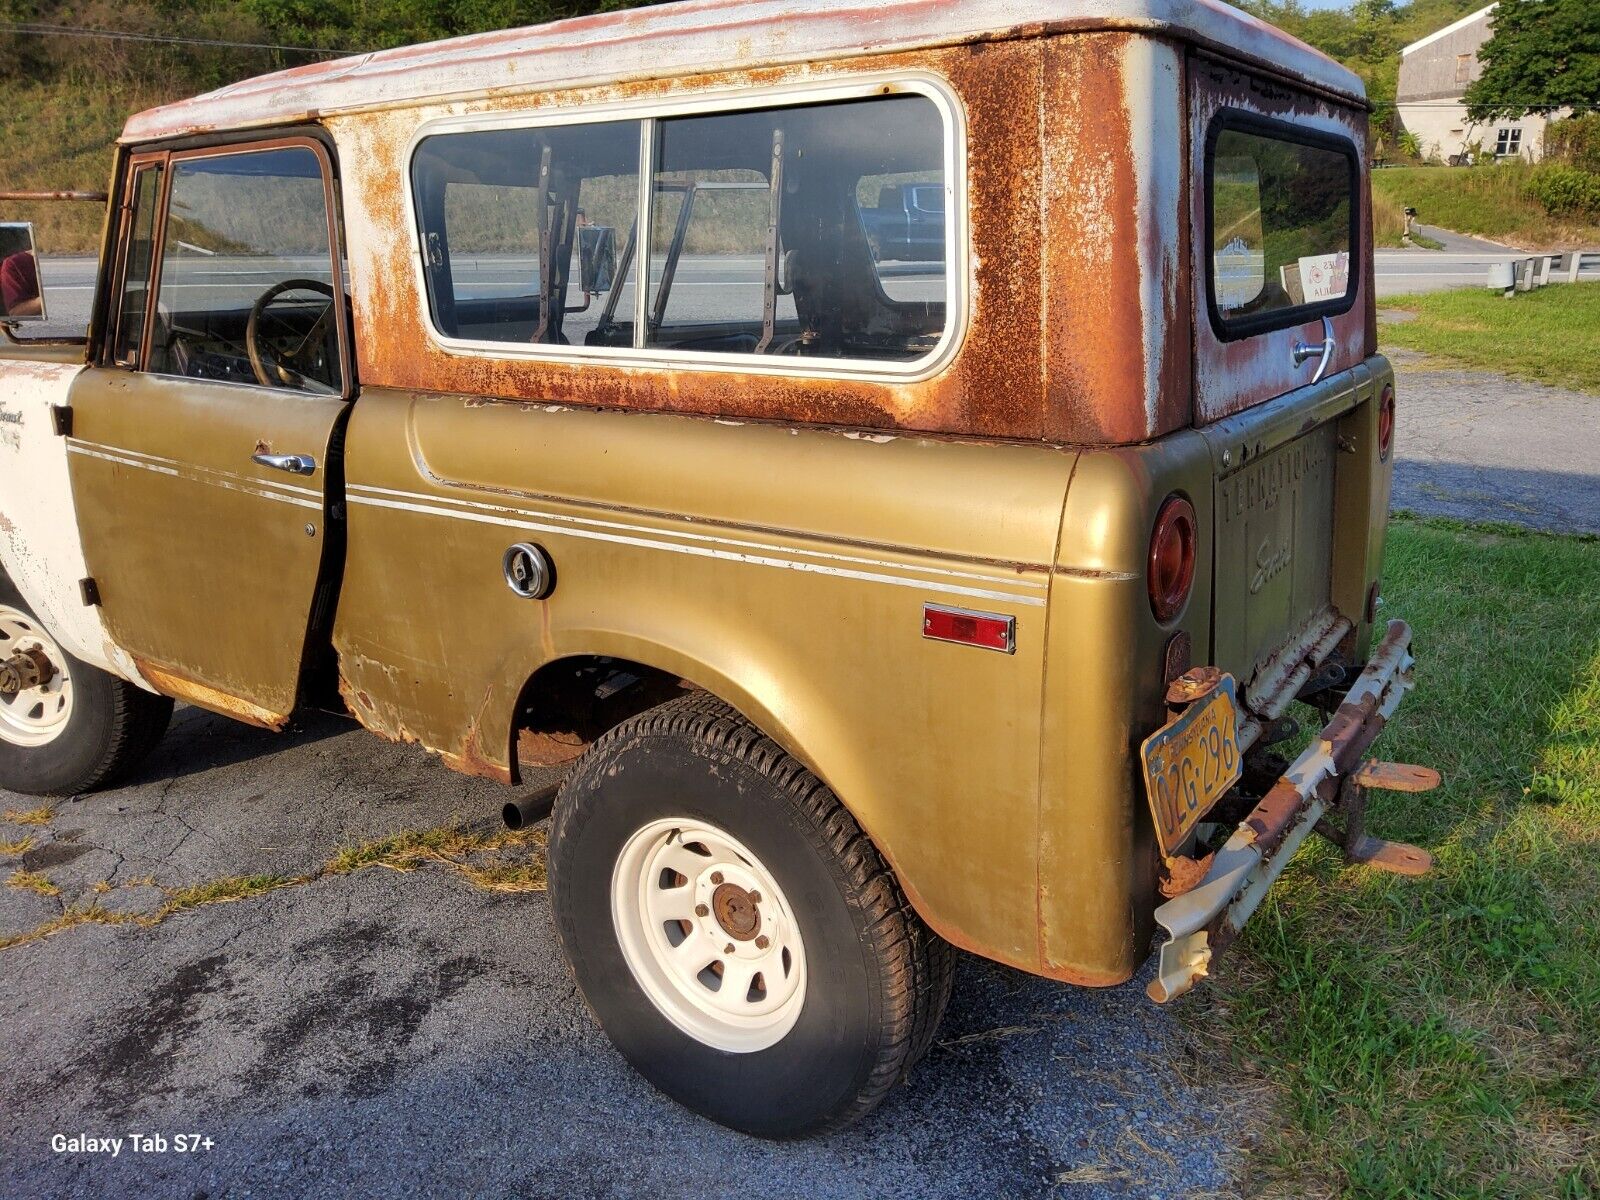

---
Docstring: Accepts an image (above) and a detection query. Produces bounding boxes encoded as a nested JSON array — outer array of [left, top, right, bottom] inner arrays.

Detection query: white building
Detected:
[[1395, 3, 1555, 164]]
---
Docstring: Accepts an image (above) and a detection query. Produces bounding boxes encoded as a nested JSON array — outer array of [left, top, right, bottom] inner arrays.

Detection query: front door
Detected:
[[66, 137, 353, 726]]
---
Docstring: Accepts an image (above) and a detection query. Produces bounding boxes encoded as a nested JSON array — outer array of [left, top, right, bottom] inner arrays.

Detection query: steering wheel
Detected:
[[246, 278, 338, 392]]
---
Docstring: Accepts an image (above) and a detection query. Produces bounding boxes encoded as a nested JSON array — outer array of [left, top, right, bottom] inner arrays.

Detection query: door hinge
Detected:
[[51, 405, 73, 437], [79, 577, 101, 607]]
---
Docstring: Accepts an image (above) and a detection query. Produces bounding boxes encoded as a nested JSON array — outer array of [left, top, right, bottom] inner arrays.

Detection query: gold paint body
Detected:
[[12, 25, 1393, 986]]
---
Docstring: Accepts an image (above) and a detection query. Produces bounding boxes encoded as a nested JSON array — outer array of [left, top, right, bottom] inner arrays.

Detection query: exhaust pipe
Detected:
[[502, 783, 559, 831]]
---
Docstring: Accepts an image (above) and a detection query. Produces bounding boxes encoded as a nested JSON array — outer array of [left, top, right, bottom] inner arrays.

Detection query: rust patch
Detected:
[[134, 659, 288, 730], [1158, 850, 1214, 899]]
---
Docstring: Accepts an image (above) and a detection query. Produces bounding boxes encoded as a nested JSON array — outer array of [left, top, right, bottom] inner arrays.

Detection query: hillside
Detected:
[[1374, 165, 1600, 249]]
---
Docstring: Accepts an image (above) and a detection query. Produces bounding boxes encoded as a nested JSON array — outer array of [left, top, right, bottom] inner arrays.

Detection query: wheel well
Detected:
[[510, 656, 694, 784]]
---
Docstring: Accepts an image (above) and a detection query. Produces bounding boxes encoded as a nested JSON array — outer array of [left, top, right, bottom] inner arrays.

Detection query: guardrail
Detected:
[[1488, 251, 1598, 295]]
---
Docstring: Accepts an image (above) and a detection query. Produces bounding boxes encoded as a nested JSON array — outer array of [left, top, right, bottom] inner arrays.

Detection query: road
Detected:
[[0, 710, 1246, 1200], [26, 248, 1598, 341]]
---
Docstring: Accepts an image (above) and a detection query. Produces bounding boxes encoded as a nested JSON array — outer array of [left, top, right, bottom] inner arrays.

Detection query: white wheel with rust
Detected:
[[611, 817, 807, 1053], [0, 575, 173, 796], [0, 605, 74, 748], [549, 693, 954, 1137]]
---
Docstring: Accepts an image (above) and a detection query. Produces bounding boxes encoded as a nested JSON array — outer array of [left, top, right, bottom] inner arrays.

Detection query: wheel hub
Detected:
[[0, 647, 53, 697], [711, 881, 761, 940]]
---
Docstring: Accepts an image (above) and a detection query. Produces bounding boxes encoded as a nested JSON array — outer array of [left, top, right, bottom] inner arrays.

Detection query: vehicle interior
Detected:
[[141, 147, 345, 395], [410, 93, 948, 363]]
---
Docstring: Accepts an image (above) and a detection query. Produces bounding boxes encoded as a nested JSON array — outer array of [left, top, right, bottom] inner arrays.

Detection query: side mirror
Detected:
[[578, 224, 616, 295], [0, 222, 47, 323]]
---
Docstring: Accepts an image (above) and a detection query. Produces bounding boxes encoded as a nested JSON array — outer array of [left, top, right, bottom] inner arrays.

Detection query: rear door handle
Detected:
[[1291, 316, 1336, 384], [251, 452, 317, 476]]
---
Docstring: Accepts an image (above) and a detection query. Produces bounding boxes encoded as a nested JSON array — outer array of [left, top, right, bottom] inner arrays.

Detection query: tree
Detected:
[[1464, 0, 1600, 122]]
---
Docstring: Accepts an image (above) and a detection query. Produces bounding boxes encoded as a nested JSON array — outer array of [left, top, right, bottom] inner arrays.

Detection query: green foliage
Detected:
[[1235, 0, 1486, 136], [1523, 164, 1600, 219], [1465, 0, 1600, 122], [1545, 114, 1600, 174], [1397, 129, 1422, 160]]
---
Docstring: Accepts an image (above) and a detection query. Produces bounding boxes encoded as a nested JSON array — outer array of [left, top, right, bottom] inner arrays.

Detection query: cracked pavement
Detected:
[[1, 706, 1247, 1200], [1391, 355, 1600, 535]]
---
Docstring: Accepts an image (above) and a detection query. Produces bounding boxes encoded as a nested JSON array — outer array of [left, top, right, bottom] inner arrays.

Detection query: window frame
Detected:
[[402, 72, 967, 383], [101, 134, 355, 400], [1202, 109, 1361, 343]]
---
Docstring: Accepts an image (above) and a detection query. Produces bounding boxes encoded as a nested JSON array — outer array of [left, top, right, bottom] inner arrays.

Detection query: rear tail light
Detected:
[[1148, 494, 1197, 624], [1378, 384, 1396, 462]]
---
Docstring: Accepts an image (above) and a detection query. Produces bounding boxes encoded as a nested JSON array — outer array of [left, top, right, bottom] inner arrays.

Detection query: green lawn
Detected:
[[1381, 284, 1600, 395], [1373, 166, 1600, 252], [1187, 516, 1600, 1199]]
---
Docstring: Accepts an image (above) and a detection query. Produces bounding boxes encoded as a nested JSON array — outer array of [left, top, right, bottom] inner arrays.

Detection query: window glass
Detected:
[[411, 121, 641, 347], [855, 170, 948, 305], [645, 94, 947, 362], [112, 164, 164, 365], [147, 146, 342, 393], [1209, 125, 1354, 330]]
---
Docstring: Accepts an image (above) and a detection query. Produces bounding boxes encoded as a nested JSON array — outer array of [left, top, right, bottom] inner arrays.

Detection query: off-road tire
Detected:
[[548, 692, 952, 1137], [0, 573, 173, 796]]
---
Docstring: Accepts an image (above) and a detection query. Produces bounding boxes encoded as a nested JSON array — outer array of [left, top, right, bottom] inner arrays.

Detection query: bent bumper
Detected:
[[1147, 619, 1419, 1003]]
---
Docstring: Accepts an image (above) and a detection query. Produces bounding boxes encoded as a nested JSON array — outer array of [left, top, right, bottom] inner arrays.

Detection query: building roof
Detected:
[[122, 0, 1364, 143], [1401, 2, 1496, 57]]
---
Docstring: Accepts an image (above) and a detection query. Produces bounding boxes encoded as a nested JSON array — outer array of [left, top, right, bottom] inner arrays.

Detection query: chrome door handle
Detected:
[[1291, 316, 1336, 384], [251, 452, 316, 476]]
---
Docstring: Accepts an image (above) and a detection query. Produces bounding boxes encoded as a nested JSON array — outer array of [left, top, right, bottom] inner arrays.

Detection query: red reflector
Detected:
[[922, 604, 1016, 654], [1378, 384, 1396, 462]]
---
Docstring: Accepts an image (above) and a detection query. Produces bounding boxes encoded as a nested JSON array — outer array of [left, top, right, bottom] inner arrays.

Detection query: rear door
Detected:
[[65, 137, 353, 726], [1189, 57, 1373, 682]]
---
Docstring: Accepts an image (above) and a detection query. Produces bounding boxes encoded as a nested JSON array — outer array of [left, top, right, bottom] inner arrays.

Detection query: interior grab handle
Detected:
[[252, 452, 316, 476], [1291, 316, 1335, 384]]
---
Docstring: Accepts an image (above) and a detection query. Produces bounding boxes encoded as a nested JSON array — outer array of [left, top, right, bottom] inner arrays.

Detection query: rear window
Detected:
[[1206, 115, 1357, 338]]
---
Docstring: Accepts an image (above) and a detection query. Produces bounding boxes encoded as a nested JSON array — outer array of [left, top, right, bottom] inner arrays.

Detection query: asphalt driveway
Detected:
[[1391, 354, 1600, 535], [0, 707, 1245, 1200]]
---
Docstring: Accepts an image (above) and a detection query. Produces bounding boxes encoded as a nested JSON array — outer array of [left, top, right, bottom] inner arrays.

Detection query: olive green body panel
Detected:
[[62, 368, 344, 723], [332, 388, 1074, 968]]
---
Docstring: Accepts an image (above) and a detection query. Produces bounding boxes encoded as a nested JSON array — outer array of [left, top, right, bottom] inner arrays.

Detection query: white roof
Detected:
[[1401, 3, 1496, 57], [123, 0, 1364, 142]]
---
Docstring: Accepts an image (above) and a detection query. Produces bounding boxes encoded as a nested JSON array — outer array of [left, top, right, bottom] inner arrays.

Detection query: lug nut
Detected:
[[724, 943, 735, 955], [695, 904, 709, 917], [710, 872, 724, 885], [755, 935, 770, 950], [748, 890, 761, 903]]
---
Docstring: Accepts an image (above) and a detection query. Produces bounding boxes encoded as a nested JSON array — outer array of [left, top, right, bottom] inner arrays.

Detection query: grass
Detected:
[[0, 819, 548, 952], [7, 869, 60, 898], [1189, 516, 1600, 1199], [1372, 166, 1600, 252], [3, 806, 54, 827], [0, 836, 37, 858], [1380, 283, 1600, 395]]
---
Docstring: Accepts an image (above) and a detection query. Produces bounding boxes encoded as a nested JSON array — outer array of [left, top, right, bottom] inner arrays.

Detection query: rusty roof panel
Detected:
[[121, 0, 1364, 144]]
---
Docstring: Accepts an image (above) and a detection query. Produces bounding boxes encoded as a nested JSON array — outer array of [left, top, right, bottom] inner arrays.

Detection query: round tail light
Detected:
[[1149, 494, 1197, 624], [1378, 384, 1396, 462]]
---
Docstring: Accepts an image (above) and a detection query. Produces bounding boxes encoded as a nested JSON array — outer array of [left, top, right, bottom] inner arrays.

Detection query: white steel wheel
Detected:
[[0, 604, 74, 748], [611, 817, 807, 1053]]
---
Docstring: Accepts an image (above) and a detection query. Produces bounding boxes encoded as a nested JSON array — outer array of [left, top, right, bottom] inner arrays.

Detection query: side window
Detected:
[[1207, 119, 1356, 336], [409, 88, 954, 370], [411, 121, 642, 347], [146, 145, 344, 394], [110, 163, 164, 366], [646, 94, 948, 362]]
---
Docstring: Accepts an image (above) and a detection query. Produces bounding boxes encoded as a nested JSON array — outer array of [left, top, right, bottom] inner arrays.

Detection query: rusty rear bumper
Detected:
[[1147, 619, 1420, 1003]]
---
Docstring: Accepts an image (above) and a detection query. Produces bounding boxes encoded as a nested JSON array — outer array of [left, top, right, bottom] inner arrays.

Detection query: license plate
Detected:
[[1141, 675, 1244, 857]]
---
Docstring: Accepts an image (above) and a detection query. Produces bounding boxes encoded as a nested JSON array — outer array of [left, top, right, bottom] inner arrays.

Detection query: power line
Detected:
[[0, 20, 368, 56]]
